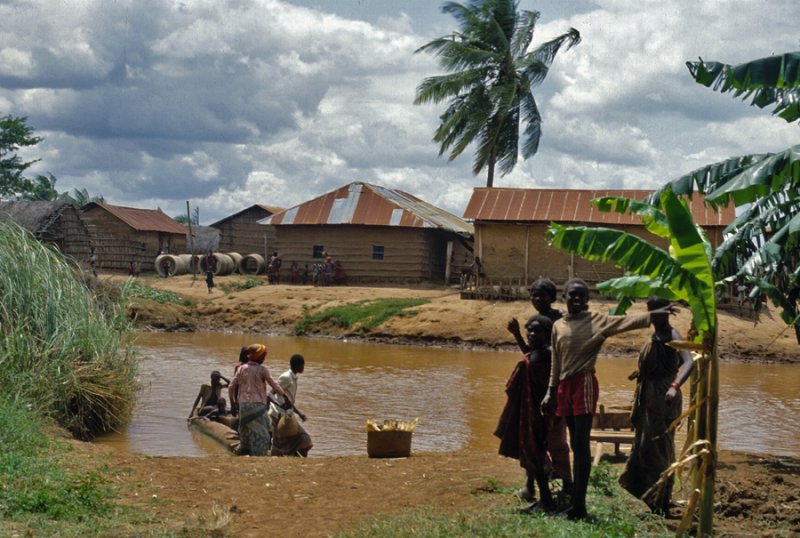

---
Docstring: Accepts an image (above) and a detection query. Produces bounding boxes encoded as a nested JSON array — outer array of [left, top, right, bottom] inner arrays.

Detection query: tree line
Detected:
[[0, 114, 103, 206]]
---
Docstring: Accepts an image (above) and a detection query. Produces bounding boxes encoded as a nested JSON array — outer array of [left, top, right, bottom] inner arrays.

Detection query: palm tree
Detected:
[[649, 51, 800, 341], [414, 0, 580, 187], [59, 187, 104, 208], [21, 173, 59, 201]]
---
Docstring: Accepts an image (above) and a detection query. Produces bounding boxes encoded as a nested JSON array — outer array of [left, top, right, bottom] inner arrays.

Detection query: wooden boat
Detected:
[[188, 414, 240, 454]]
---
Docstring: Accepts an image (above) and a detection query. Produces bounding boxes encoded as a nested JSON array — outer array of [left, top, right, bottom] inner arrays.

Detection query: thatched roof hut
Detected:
[[0, 200, 91, 262]]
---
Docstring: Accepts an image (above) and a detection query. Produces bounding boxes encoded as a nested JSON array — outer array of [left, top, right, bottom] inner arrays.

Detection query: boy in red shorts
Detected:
[[541, 278, 674, 520]]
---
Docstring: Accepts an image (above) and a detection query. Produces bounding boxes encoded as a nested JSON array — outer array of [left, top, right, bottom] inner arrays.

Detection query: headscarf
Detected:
[[245, 343, 268, 363]]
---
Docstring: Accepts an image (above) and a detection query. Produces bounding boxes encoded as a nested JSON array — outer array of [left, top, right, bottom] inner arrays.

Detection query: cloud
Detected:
[[2, 0, 797, 224]]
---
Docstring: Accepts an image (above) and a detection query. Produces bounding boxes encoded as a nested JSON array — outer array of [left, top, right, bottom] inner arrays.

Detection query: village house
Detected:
[[80, 202, 188, 273], [0, 200, 92, 263], [462, 187, 735, 288], [209, 204, 283, 257], [259, 182, 474, 285]]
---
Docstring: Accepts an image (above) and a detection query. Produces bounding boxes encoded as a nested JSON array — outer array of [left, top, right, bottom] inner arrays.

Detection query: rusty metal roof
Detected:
[[260, 182, 473, 234], [83, 202, 188, 234], [463, 188, 735, 227]]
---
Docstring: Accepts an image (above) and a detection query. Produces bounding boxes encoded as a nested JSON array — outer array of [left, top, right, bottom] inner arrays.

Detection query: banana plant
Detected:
[[648, 51, 800, 341], [547, 187, 719, 536]]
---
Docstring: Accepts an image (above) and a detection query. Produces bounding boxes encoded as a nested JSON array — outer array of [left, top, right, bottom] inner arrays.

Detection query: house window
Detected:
[[372, 245, 384, 260], [312, 245, 325, 258]]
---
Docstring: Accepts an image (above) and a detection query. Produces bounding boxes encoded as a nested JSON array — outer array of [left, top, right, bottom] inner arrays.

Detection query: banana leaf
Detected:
[[687, 51, 800, 123], [706, 145, 800, 206], [591, 196, 670, 237]]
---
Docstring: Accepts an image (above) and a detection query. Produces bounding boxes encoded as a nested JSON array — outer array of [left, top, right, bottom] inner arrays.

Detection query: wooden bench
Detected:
[[590, 404, 635, 465]]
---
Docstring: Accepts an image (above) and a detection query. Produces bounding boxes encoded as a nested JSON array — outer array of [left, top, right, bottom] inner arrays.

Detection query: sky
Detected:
[[1, 0, 798, 224]]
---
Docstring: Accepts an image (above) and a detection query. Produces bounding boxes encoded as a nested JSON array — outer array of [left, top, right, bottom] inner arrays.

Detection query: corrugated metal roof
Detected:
[[462, 188, 735, 227], [209, 204, 285, 227], [260, 182, 474, 234], [84, 202, 188, 234]]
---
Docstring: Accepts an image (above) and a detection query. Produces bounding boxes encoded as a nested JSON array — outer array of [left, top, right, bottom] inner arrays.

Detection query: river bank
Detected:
[[43, 273, 795, 537], [124, 273, 800, 364]]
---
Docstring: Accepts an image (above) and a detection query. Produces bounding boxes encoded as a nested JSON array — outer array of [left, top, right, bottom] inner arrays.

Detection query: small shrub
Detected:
[[219, 278, 264, 293], [294, 298, 428, 335], [124, 281, 193, 306]]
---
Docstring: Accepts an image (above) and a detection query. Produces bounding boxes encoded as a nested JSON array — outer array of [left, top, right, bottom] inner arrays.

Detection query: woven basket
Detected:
[[367, 430, 412, 458]]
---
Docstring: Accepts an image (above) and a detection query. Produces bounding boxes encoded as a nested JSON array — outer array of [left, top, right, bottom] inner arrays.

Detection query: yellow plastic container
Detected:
[[367, 430, 413, 458]]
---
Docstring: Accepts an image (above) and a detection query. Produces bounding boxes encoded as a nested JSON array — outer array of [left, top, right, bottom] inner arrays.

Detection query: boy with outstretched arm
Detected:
[[541, 278, 675, 520]]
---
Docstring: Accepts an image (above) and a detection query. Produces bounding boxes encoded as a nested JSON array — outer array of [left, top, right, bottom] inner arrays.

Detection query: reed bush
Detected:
[[0, 221, 137, 439]]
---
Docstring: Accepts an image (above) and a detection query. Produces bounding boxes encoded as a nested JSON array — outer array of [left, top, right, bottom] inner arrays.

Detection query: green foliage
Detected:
[[338, 470, 666, 538], [21, 172, 59, 201], [125, 281, 194, 306], [654, 51, 800, 341], [687, 51, 800, 123], [0, 220, 137, 439], [0, 114, 42, 198], [414, 0, 580, 186], [294, 298, 429, 335], [0, 398, 112, 521], [58, 186, 104, 208], [219, 278, 264, 294], [0, 114, 103, 204]]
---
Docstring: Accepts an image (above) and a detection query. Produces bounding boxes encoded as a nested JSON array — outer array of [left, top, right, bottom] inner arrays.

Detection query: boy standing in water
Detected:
[[496, 314, 558, 512], [542, 278, 674, 520], [268, 354, 313, 457]]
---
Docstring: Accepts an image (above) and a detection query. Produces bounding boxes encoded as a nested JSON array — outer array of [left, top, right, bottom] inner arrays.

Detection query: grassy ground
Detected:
[[340, 464, 668, 538]]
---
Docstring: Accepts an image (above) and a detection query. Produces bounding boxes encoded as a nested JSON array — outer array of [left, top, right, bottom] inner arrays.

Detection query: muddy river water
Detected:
[[96, 332, 800, 458]]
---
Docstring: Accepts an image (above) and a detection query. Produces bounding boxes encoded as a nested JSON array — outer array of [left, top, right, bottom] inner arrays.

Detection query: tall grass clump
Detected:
[[0, 221, 137, 439]]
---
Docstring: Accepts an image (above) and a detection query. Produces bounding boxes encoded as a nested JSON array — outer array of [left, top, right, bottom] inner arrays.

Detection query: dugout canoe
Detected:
[[188, 416, 240, 454]]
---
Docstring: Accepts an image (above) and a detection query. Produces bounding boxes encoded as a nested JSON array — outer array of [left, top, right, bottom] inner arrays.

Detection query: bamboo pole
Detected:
[[698, 325, 719, 536]]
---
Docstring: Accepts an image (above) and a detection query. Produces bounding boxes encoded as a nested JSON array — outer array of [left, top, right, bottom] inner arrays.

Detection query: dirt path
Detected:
[[84, 274, 800, 536], [78, 440, 799, 537]]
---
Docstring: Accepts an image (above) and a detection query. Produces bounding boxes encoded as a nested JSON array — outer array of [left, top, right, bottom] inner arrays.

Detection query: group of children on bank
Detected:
[[497, 277, 692, 520], [189, 344, 313, 457]]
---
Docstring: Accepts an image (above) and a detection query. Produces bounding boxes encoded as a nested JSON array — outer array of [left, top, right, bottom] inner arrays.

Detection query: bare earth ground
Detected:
[[82, 274, 800, 536]]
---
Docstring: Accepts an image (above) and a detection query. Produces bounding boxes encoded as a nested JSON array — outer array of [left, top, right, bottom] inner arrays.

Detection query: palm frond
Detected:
[[519, 92, 541, 158], [510, 9, 539, 57], [527, 28, 581, 85], [414, 68, 487, 105]]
